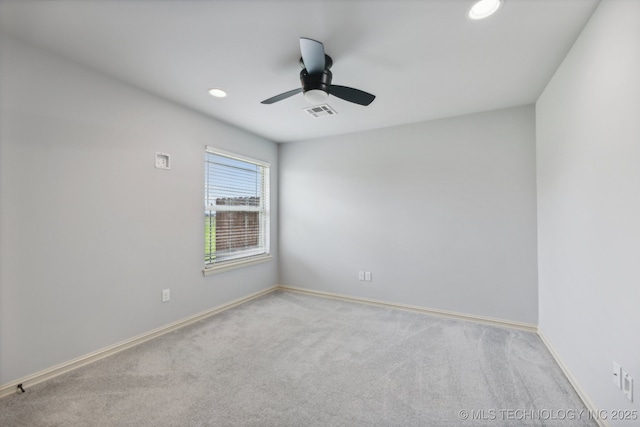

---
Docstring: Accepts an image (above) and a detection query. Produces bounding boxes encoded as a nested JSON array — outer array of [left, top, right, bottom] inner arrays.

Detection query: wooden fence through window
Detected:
[[215, 197, 260, 253]]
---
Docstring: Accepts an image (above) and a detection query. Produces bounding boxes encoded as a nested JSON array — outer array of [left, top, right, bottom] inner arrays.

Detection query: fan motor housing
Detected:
[[300, 69, 332, 95]]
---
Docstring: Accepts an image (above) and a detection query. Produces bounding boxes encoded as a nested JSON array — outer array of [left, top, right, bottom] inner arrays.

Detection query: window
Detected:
[[204, 147, 270, 274]]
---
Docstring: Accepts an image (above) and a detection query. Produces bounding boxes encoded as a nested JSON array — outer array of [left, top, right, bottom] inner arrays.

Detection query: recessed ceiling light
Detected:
[[208, 88, 227, 98], [468, 0, 502, 20]]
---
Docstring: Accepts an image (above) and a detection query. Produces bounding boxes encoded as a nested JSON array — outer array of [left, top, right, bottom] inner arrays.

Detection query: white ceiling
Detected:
[[0, 0, 599, 142]]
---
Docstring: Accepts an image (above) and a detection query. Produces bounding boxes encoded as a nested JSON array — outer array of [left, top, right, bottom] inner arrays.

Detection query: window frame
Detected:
[[203, 146, 271, 276]]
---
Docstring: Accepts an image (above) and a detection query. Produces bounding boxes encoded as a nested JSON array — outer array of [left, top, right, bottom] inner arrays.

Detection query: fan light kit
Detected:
[[304, 89, 329, 104], [261, 37, 375, 107], [468, 0, 502, 20]]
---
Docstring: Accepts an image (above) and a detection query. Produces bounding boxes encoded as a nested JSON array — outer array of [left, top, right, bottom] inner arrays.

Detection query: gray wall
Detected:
[[536, 0, 640, 422], [5, 5, 637, 421], [0, 35, 278, 384], [279, 105, 538, 324]]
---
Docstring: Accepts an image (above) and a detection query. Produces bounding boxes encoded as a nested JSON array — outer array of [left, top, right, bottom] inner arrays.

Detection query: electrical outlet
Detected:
[[613, 362, 622, 388], [162, 289, 170, 302], [365, 271, 372, 282]]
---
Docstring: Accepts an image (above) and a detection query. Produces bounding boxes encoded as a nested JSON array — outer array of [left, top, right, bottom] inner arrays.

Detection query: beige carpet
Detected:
[[0, 290, 595, 426]]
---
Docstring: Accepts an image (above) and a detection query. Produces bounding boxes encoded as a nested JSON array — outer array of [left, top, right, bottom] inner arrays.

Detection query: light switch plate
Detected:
[[623, 372, 633, 401], [613, 362, 622, 388]]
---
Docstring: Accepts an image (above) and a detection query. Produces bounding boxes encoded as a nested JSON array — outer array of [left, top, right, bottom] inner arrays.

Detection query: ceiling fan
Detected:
[[261, 38, 376, 106]]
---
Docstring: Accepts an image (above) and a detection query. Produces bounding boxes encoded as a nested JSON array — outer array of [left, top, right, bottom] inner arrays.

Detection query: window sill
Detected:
[[203, 255, 272, 276]]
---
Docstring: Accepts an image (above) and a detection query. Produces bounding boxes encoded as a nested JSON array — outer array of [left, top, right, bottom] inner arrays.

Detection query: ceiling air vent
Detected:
[[304, 104, 337, 118]]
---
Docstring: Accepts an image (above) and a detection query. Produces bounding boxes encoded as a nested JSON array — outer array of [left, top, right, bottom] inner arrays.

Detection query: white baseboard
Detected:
[[0, 285, 278, 399], [3, 281, 597, 427], [538, 329, 610, 427], [276, 285, 538, 332], [283, 286, 606, 425], [0, 284, 537, 400]]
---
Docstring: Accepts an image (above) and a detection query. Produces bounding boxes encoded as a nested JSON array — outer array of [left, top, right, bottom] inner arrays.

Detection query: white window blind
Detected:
[[205, 147, 270, 269]]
